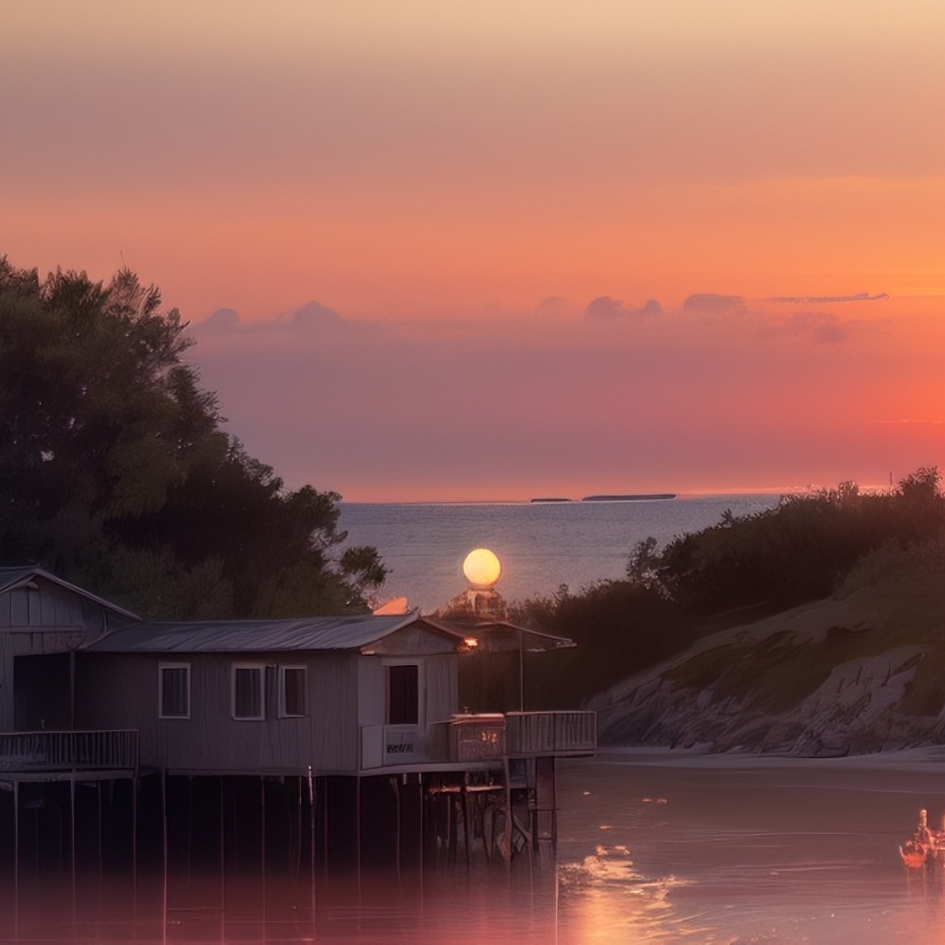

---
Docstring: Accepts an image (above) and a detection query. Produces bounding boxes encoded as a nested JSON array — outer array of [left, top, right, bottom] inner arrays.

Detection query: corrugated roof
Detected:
[[84, 613, 423, 653], [422, 617, 576, 652], [0, 566, 140, 621]]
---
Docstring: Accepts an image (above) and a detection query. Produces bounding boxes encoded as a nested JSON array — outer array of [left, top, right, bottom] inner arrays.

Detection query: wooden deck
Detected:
[[0, 729, 138, 775], [361, 711, 596, 770]]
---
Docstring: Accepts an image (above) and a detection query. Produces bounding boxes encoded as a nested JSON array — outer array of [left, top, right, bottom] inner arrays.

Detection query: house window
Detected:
[[387, 663, 419, 725], [159, 663, 190, 719], [232, 665, 265, 720], [279, 666, 307, 718]]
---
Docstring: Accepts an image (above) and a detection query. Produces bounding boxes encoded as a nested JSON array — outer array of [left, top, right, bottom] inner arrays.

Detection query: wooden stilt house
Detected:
[[1, 566, 596, 874]]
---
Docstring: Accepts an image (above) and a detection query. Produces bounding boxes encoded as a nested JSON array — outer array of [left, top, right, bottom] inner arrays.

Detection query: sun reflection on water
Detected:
[[558, 843, 687, 944]]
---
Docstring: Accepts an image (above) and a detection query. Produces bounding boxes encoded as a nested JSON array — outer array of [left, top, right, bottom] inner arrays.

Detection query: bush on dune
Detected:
[[516, 469, 945, 707]]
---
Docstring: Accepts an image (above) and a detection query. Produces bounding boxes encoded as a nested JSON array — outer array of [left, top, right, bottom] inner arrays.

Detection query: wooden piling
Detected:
[[13, 780, 19, 938], [161, 768, 168, 945], [219, 776, 225, 916], [70, 774, 77, 916], [132, 773, 138, 917], [460, 778, 471, 870]]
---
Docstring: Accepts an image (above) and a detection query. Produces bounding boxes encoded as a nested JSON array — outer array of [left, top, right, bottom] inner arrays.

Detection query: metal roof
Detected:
[[0, 566, 140, 621], [84, 613, 426, 653], [422, 617, 576, 652]]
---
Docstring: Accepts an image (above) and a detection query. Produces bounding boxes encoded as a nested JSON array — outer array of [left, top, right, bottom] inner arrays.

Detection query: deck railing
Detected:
[[505, 711, 597, 756], [361, 724, 431, 769], [0, 730, 139, 773]]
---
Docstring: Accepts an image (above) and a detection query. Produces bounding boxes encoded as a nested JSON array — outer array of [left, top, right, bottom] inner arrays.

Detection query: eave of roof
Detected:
[[421, 616, 576, 652], [83, 612, 443, 653]]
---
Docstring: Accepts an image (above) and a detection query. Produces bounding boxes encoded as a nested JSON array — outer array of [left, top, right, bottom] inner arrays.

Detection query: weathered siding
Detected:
[[76, 651, 362, 775], [358, 658, 385, 727], [424, 655, 458, 725], [357, 654, 458, 728], [0, 583, 86, 631], [0, 635, 12, 731]]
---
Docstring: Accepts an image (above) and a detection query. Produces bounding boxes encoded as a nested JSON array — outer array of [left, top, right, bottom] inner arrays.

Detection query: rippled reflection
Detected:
[[4, 755, 945, 943]]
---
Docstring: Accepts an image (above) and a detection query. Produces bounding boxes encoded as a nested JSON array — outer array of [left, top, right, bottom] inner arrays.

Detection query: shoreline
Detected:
[[591, 744, 945, 771]]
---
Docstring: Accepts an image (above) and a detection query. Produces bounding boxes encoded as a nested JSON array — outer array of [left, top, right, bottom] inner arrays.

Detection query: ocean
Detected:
[[338, 494, 780, 612]]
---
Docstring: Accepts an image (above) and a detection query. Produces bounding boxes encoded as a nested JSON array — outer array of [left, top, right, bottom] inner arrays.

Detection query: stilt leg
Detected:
[[162, 769, 168, 945], [71, 773, 77, 921], [13, 780, 19, 940], [132, 774, 138, 918], [460, 778, 471, 870]]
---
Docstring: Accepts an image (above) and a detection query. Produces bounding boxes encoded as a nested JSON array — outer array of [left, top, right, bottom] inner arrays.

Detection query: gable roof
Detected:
[[83, 612, 459, 654], [422, 616, 575, 652], [0, 566, 140, 622]]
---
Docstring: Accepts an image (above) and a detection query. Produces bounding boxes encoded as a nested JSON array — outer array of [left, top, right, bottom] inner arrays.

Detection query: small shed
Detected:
[[0, 567, 139, 732]]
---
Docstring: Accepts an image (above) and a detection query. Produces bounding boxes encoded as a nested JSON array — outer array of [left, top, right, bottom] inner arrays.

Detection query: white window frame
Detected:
[[231, 663, 266, 721], [158, 662, 191, 720], [382, 659, 424, 728], [278, 665, 307, 718]]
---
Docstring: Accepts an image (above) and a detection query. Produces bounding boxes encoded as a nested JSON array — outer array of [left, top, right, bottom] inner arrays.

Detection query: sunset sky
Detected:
[[3, 1, 944, 500]]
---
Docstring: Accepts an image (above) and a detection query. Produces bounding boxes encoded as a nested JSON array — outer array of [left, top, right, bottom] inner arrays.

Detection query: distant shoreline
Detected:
[[581, 493, 677, 502], [530, 494, 678, 503]]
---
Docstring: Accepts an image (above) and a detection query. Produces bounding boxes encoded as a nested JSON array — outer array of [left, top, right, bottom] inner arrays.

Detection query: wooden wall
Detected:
[[357, 654, 458, 729], [76, 649, 460, 776], [0, 582, 90, 632], [76, 651, 363, 775], [0, 635, 12, 731], [0, 578, 114, 732]]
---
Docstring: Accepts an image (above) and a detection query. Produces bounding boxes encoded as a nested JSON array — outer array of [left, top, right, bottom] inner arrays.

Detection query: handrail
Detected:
[[505, 711, 597, 755], [0, 730, 139, 772]]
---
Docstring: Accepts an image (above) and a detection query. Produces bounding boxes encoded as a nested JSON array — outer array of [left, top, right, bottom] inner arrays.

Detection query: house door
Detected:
[[14, 653, 71, 731], [387, 663, 419, 725]]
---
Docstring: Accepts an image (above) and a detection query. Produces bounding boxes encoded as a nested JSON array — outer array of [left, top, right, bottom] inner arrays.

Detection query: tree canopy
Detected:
[[0, 257, 386, 617]]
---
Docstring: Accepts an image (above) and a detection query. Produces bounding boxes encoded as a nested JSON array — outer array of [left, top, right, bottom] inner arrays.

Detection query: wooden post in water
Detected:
[[294, 774, 303, 874], [98, 781, 104, 885], [322, 776, 329, 879], [460, 777, 471, 870], [13, 780, 19, 940], [307, 767, 315, 918], [132, 773, 138, 918], [219, 776, 225, 916], [418, 773, 424, 874], [260, 776, 267, 927], [70, 773, 77, 920], [161, 768, 168, 945], [501, 758, 513, 869], [394, 776, 402, 885], [186, 776, 193, 882], [447, 789, 456, 867], [356, 776, 362, 906]]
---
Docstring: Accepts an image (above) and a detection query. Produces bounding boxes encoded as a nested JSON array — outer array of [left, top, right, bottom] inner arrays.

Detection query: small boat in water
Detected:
[[900, 840, 929, 869], [900, 808, 942, 870]]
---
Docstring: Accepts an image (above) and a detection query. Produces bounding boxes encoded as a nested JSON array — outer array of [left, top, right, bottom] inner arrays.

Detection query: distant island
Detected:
[[530, 493, 678, 503], [582, 493, 677, 502]]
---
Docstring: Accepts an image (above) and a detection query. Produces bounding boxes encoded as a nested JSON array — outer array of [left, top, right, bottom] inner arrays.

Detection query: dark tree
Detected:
[[0, 256, 386, 617]]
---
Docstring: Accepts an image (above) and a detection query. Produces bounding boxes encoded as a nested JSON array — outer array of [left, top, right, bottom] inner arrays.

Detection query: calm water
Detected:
[[5, 754, 943, 944], [339, 495, 779, 612]]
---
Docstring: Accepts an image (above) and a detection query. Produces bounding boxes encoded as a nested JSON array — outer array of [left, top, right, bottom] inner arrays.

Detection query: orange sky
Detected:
[[2, 1, 944, 499]]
